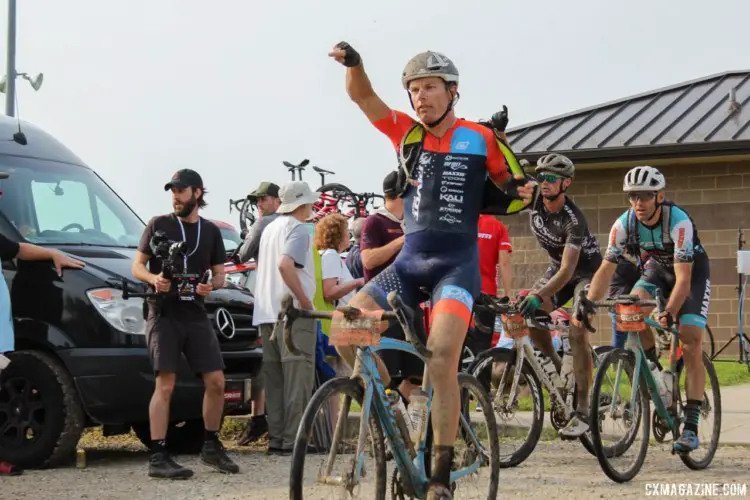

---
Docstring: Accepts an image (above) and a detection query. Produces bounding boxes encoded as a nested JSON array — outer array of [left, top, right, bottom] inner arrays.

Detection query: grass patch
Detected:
[[713, 362, 750, 386]]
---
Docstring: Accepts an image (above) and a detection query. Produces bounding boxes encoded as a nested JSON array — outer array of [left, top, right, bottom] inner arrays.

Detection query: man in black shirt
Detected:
[[0, 234, 84, 476], [518, 153, 602, 439], [131, 169, 238, 479]]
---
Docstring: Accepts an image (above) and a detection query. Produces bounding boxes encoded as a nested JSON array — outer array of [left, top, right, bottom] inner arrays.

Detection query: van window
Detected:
[[0, 156, 145, 247]]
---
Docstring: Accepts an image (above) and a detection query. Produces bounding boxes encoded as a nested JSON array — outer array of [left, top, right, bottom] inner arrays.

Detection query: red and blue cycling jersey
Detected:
[[373, 110, 512, 252]]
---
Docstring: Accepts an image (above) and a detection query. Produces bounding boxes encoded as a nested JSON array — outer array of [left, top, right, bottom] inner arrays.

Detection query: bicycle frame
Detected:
[[606, 315, 681, 442], [498, 334, 574, 422], [335, 338, 485, 497]]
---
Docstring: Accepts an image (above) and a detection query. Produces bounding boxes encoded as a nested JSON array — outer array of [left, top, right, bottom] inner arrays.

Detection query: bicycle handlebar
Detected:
[[575, 290, 666, 334], [272, 291, 432, 359]]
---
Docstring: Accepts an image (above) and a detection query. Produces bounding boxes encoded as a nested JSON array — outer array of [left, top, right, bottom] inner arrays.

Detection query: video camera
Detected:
[[149, 230, 188, 279]]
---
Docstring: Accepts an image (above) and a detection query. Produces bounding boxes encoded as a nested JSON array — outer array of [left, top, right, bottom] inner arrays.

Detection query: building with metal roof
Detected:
[[502, 70, 750, 354], [506, 70, 750, 163]]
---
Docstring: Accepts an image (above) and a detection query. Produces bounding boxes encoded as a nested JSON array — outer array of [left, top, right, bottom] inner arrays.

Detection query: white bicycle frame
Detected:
[[495, 331, 576, 424]]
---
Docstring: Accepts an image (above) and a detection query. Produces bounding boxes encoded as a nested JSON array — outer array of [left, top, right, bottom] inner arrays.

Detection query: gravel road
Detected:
[[2, 439, 748, 500]]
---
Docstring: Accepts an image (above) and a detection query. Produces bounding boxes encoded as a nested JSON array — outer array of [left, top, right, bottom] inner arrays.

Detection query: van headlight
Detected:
[[87, 288, 146, 335]]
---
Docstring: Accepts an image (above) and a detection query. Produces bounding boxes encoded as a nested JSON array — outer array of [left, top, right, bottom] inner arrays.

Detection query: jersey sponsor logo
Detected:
[[478, 232, 492, 239], [439, 193, 463, 203], [439, 214, 462, 224], [445, 155, 468, 162], [445, 161, 468, 170], [677, 227, 685, 248], [453, 141, 470, 151], [701, 279, 711, 318], [440, 285, 474, 309]]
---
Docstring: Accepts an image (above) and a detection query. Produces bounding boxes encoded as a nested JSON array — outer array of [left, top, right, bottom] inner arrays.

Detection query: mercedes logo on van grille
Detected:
[[214, 308, 236, 339]]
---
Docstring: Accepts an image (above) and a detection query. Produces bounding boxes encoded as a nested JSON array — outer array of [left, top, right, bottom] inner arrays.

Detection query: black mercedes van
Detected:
[[0, 114, 262, 469]]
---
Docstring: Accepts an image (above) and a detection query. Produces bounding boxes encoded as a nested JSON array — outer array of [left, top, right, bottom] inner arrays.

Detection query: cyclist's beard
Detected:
[[174, 196, 197, 218], [542, 187, 564, 202]]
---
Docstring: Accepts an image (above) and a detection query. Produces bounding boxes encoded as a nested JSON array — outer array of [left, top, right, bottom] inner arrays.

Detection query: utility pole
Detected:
[[5, 0, 17, 117]]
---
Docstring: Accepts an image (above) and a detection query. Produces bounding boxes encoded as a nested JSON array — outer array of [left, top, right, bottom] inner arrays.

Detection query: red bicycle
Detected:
[[230, 159, 384, 233]]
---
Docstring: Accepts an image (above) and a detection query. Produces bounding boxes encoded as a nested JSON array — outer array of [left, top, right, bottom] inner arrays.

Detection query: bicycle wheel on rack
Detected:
[[290, 377, 387, 500], [314, 183, 357, 221], [673, 351, 722, 470], [467, 347, 544, 468], [590, 348, 650, 483]]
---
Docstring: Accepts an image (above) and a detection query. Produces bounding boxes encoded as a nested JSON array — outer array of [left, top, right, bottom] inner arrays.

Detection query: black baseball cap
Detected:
[[383, 170, 399, 197], [164, 169, 204, 191], [249, 181, 281, 199]]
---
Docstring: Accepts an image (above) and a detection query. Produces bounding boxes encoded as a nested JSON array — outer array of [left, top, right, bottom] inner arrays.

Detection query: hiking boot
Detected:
[[148, 451, 194, 479], [237, 415, 268, 446], [673, 429, 699, 454], [201, 439, 240, 474], [0, 461, 22, 476], [558, 411, 590, 439]]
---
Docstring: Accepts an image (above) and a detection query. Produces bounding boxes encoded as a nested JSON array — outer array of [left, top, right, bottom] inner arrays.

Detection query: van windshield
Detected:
[[0, 155, 145, 247]]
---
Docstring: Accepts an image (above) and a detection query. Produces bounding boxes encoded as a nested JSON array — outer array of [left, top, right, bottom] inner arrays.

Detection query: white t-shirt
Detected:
[[253, 215, 316, 326], [321, 248, 355, 305]]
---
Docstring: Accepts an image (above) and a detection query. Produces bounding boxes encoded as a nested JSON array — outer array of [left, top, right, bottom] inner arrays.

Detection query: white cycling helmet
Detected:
[[623, 166, 666, 192]]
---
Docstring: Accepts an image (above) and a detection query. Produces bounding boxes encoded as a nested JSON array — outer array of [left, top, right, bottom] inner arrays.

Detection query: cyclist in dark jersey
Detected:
[[517, 153, 602, 439], [578, 165, 708, 453], [329, 41, 534, 499]]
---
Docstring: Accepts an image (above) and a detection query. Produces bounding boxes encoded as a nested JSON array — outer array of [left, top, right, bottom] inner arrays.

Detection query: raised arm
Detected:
[[329, 42, 390, 122]]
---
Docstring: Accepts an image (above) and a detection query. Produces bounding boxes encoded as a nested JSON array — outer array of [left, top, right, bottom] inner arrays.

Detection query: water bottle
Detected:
[[534, 351, 563, 388], [648, 361, 670, 407], [386, 389, 416, 456], [386, 389, 413, 430], [559, 334, 575, 392], [661, 369, 674, 407], [407, 389, 429, 447]]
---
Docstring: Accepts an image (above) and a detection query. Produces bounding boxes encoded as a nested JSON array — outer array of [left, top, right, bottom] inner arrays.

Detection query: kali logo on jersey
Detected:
[[440, 193, 463, 203]]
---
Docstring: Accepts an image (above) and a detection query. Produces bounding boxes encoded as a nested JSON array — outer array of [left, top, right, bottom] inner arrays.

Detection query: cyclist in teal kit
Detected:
[[578, 166, 709, 453]]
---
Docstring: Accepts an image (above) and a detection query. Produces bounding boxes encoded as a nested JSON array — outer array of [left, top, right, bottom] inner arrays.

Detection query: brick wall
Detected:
[[502, 159, 750, 355]]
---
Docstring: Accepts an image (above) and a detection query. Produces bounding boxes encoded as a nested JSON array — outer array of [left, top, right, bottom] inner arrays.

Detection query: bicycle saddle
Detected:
[[282, 159, 309, 169], [313, 166, 335, 175]]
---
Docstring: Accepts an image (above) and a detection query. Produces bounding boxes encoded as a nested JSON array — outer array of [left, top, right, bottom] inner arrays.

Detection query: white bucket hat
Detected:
[[277, 181, 319, 214]]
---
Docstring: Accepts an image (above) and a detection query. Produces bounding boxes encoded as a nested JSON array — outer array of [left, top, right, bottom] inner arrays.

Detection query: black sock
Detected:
[[431, 445, 454, 488], [151, 439, 167, 453], [645, 347, 662, 370], [204, 429, 220, 443], [684, 399, 701, 434]]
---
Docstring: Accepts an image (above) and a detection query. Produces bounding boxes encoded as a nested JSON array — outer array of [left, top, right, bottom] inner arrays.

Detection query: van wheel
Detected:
[[132, 418, 223, 455], [0, 351, 86, 469]]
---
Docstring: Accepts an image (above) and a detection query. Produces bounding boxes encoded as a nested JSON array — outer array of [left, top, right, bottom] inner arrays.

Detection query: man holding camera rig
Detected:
[[132, 168, 239, 479]]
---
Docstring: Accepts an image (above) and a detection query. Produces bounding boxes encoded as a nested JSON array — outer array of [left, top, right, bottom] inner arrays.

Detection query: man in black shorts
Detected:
[[517, 153, 602, 438], [132, 169, 239, 479]]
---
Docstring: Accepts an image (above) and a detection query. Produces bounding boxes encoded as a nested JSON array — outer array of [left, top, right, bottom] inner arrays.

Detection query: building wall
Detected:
[[502, 159, 750, 355]]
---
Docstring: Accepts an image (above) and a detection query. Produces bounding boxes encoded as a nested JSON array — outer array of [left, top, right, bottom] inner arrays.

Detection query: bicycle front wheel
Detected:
[[289, 377, 387, 500], [590, 349, 651, 483], [675, 351, 722, 470], [454, 372, 501, 499]]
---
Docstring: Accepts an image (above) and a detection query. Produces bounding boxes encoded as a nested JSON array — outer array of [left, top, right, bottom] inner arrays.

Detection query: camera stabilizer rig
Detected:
[[120, 231, 210, 317]]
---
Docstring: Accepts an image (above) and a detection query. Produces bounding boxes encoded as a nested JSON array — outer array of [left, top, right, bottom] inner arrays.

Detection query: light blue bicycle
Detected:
[[278, 292, 500, 499]]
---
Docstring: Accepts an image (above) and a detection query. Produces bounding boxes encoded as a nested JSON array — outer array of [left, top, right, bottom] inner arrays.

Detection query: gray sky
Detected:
[[4, 0, 749, 226]]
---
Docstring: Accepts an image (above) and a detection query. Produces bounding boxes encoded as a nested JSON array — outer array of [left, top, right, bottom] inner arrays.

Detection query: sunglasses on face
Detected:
[[627, 191, 657, 202], [538, 173, 562, 183]]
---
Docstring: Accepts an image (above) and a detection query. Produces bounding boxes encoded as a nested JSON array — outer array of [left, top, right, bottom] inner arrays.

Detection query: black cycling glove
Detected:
[[334, 41, 361, 67], [478, 105, 509, 132]]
